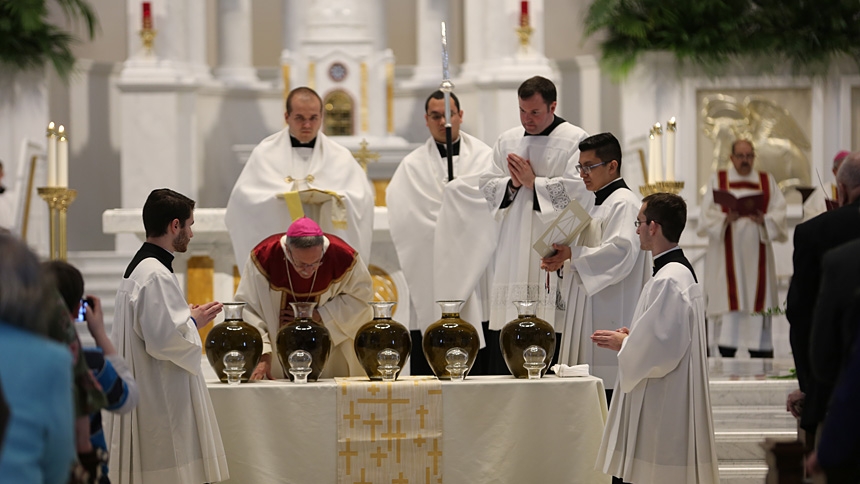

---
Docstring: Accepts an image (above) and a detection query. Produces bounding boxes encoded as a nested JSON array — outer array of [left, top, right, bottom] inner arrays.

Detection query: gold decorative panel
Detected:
[[187, 256, 214, 347], [369, 264, 398, 315], [372, 180, 390, 207], [324, 90, 355, 136]]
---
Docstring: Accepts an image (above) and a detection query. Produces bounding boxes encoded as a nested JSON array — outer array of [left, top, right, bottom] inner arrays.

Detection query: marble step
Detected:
[[712, 405, 796, 431], [718, 462, 769, 484], [715, 430, 797, 462], [709, 379, 799, 407]]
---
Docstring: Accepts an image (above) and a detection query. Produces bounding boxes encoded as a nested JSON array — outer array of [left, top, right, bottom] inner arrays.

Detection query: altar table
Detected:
[[208, 375, 610, 484]]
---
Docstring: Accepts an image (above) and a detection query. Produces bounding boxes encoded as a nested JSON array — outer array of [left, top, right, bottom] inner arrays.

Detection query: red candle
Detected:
[[521, 1, 529, 17], [142, 2, 152, 30]]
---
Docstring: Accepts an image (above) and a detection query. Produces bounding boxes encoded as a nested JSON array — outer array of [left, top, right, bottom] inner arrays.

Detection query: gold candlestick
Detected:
[[639, 181, 685, 197], [140, 27, 157, 55], [516, 15, 534, 49], [37, 187, 77, 261]]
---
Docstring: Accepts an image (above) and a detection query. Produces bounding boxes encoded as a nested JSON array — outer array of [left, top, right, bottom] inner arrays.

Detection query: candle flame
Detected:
[[58, 125, 65, 135], [667, 117, 677, 131]]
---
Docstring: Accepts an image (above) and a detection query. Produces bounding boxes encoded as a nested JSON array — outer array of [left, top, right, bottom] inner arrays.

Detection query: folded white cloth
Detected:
[[551, 363, 590, 377]]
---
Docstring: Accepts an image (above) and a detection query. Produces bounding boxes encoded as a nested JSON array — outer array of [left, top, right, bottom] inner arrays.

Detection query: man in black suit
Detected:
[[785, 151, 860, 444]]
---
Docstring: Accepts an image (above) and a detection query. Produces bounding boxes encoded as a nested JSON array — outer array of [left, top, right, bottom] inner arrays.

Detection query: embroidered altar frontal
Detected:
[[336, 376, 443, 483]]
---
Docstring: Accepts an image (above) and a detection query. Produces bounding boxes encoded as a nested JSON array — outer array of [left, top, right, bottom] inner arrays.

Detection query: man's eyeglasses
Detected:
[[427, 112, 459, 122], [575, 160, 610, 175], [634, 219, 656, 228], [732, 153, 755, 160], [287, 249, 323, 270]]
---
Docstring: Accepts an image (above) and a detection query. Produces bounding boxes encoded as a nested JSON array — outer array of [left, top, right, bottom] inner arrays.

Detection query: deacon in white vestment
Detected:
[[479, 76, 591, 373], [387, 91, 495, 373], [594, 193, 718, 484], [542, 133, 650, 390], [107, 189, 228, 484], [235, 217, 373, 380], [698, 140, 787, 358], [225, 87, 374, 268]]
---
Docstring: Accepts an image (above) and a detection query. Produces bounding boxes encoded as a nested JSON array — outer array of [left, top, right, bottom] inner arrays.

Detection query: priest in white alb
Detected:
[[386, 90, 495, 374], [107, 189, 228, 484], [593, 193, 718, 484], [698, 139, 787, 358], [478, 76, 591, 373], [225, 87, 374, 268], [541, 133, 650, 394]]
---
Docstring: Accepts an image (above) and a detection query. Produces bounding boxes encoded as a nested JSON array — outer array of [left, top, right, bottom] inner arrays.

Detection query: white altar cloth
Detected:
[[207, 375, 610, 483]]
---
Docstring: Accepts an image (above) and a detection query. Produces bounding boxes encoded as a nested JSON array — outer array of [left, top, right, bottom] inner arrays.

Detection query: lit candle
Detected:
[[665, 117, 676, 182], [521, 1, 529, 25], [142, 2, 152, 30], [57, 125, 68, 188], [653, 123, 663, 182], [46, 122, 57, 187]]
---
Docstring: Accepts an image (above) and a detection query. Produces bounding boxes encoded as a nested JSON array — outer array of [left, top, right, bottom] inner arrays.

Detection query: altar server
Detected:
[[226, 87, 374, 268], [542, 133, 650, 392], [698, 139, 787, 358], [478, 76, 591, 373], [594, 193, 718, 484], [235, 217, 373, 380], [107, 189, 227, 484], [387, 90, 495, 373]]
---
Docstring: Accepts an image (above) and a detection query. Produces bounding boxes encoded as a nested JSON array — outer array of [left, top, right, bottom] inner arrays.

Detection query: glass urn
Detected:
[[354, 301, 411, 381], [500, 300, 556, 378], [205, 302, 263, 383], [276, 301, 332, 382], [422, 300, 480, 380]]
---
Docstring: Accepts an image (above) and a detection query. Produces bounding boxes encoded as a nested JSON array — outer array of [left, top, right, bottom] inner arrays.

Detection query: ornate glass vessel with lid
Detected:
[[422, 300, 480, 380], [354, 301, 411, 380], [205, 302, 263, 383], [276, 301, 332, 382], [500, 300, 556, 378]]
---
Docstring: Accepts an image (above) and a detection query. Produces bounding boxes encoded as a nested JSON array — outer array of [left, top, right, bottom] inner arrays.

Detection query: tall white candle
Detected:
[[650, 122, 663, 182], [665, 117, 676, 182], [648, 130, 657, 184], [57, 125, 68, 188], [46, 122, 57, 187]]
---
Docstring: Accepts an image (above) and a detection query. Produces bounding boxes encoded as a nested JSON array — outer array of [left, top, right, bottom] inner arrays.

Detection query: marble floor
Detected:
[[709, 357, 797, 381]]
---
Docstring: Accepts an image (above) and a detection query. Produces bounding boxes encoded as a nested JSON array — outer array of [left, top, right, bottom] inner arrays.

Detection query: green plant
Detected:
[[584, 0, 860, 80], [0, 0, 99, 80]]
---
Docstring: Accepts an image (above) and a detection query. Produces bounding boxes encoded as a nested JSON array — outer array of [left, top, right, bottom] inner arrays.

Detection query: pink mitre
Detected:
[[834, 150, 850, 163], [287, 217, 323, 237]]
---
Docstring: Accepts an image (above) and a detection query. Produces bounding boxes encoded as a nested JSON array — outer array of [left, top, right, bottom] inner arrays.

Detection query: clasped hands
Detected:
[[591, 327, 629, 352], [507, 153, 536, 190]]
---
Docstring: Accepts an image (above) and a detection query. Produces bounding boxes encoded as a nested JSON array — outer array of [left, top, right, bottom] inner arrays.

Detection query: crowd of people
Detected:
[[0, 77, 857, 483]]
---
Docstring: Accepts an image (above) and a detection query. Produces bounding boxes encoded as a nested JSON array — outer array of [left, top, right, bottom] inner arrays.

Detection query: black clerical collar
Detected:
[[594, 178, 629, 206], [290, 135, 317, 149], [524, 116, 566, 137], [653, 247, 697, 283], [124, 242, 175, 278], [435, 138, 461, 158]]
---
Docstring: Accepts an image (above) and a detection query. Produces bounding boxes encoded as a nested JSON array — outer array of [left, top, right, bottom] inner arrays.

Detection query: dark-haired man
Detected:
[[478, 76, 591, 373], [386, 90, 495, 374], [226, 86, 374, 269], [541, 132, 649, 393], [594, 193, 718, 484], [698, 139, 787, 358], [108, 188, 228, 484]]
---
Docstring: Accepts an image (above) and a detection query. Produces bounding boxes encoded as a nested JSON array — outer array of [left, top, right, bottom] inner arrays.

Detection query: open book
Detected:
[[713, 189, 766, 216], [532, 199, 592, 258]]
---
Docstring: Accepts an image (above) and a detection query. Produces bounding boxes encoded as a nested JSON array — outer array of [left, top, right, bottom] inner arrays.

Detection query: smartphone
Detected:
[[76, 297, 94, 322]]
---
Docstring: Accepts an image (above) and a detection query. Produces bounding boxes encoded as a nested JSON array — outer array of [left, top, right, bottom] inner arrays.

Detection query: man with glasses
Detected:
[[594, 193, 719, 484], [226, 86, 375, 270], [386, 90, 495, 374], [698, 139, 787, 358], [477, 76, 592, 374], [235, 217, 373, 380], [541, 133, 650, 397]]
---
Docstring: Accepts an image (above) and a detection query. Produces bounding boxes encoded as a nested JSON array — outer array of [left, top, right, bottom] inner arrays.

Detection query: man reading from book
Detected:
[[697, 139, 787, 359]]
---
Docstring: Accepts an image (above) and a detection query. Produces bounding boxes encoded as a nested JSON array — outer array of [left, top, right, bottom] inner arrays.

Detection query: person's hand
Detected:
[[726, 211, 740, 223], [805, 451, 822, 476], [591, 328, 628, 351], [84, 295, 106, 340], [786, 389, 804, 419], [749, 210, 765, 225], [250, 354, 273, 380], [507, 153, 536, 190], [190, 301, 223, 329], [541, 243, 572, 272]]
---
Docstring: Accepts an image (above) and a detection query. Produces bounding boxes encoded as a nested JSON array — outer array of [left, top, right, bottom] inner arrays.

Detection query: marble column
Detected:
[[403, 0, 450, 89], [186, 0, 212, 82], [214, 0, 263, 87]]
